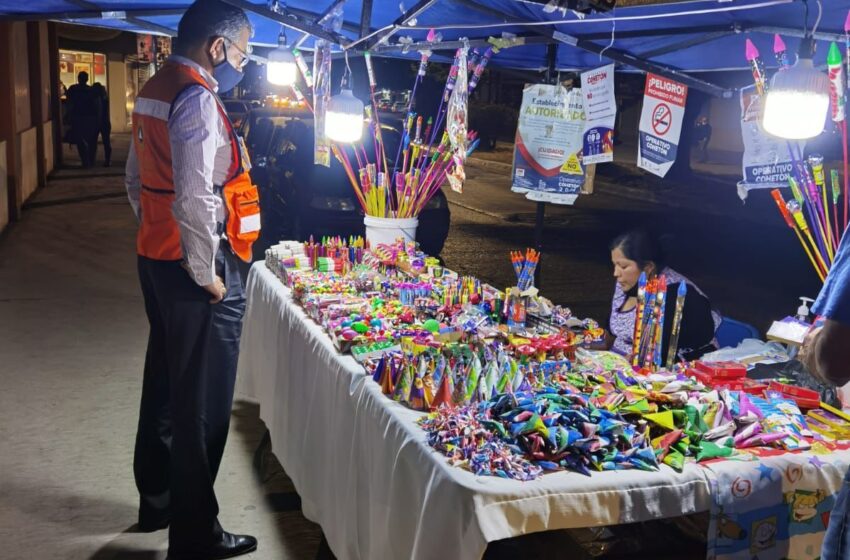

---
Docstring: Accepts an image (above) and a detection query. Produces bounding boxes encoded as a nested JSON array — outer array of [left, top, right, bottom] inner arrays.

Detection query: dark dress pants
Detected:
[[72, 118, 99, 167], [133, 246, 246, 551]]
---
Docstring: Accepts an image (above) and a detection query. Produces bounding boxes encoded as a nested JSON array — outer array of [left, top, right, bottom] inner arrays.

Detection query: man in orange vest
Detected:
[[125, 1, 260, 557]]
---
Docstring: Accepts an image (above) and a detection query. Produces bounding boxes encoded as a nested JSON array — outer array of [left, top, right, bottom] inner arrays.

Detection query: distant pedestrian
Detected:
[[91, 82, 112, 166], [65, 72, 101, 168], [693, 115, 712, 163]]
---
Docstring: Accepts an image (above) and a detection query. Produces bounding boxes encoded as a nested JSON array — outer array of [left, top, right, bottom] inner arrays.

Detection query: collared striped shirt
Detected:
[[125, 55, 233, 287]]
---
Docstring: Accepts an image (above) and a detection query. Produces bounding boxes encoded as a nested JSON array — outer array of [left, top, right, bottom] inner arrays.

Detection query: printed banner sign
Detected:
[[580, 64, 616, 164], [737, 86, 803, 200], [638, 73, 688, 178], [511, 83, 586, 206]]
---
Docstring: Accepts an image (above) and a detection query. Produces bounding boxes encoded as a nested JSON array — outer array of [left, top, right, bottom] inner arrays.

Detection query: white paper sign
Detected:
[[511, 83, 586, 206], [580, 64, 616, 164], [638, 73, 688, 178], [737, 85, 803, 200]]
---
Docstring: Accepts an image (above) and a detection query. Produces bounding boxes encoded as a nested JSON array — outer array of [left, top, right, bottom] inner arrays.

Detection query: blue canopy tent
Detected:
[[1, 0, 848, 97]]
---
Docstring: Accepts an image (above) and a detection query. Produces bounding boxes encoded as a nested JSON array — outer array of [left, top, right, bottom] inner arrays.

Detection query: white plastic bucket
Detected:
[[364, 216, 419, 246]]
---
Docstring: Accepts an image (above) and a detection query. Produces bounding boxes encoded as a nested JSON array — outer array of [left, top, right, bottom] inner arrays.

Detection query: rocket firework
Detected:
[[364, 51, 377, 89], [828, 43, 846, 122], [414, 116, 423, 144], [292, 48, 314, 89], [469, 47, 495, 94], [745, 39, 767, 95], [417, 50, 432, 78], [442, 48, 462, 103], [774, 34, 791, 69]]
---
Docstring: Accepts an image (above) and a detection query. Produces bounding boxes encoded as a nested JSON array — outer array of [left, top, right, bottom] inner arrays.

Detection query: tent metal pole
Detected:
[[292, 0, 349, 49], [219, 0, 350, 46], [123, 17, 176, 36], [0, 8, 186, 21], [360, 0, 373, 38], [579, 24, 739, 41], [370, 35, 557, 53], [350, 0, 438, 50], [64, 0, 177, 35], [534, 42, 558, 288], [748, 25, 844, 43]]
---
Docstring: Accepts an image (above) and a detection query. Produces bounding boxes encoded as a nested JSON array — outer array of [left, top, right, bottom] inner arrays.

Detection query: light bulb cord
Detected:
[[802, 0, 823, 38], [341, 50, 353, 90]]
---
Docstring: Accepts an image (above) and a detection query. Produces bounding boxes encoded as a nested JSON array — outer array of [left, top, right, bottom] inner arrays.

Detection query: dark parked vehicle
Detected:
[[243, 108, 451, 259], [222, 99, 250, 129]]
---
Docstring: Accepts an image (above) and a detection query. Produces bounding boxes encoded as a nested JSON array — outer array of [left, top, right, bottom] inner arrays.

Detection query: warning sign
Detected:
[[651, 103, 672, 136], [560, 153, 583, 175], [638, 73, 688, 178]]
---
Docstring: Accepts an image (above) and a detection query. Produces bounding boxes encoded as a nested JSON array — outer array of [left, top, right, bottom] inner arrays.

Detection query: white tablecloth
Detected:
[[236, 263, 718, 560]]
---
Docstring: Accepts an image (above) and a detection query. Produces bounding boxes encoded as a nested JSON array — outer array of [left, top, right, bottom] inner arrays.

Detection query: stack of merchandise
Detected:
[[262, 239, 848, 481]]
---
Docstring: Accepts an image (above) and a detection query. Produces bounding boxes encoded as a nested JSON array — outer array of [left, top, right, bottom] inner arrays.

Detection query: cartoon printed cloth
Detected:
[[703, 443, 850, 560]]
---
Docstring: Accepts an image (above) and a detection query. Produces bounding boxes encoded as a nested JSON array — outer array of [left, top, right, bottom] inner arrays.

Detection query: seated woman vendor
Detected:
[[606, 229, 721, 362]]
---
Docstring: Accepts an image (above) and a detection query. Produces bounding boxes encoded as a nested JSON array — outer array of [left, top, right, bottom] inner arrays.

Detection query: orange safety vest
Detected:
[[132, 61, 260, 263]]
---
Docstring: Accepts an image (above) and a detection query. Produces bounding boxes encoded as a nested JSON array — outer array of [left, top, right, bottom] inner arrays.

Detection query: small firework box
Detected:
[[807, 403, 850, 439], [686, 361, 749, 390], [768, 381, 821, 410]]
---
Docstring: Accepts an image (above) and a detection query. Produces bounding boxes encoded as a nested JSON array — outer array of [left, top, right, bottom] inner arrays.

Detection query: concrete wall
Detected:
[[107, 56, 129, 133], [0, 21, 55, 234], [12, 23, 31, 135], [42, 121, 54, 176], [19, 127, 38, 203], [33, 22, 51, 128]]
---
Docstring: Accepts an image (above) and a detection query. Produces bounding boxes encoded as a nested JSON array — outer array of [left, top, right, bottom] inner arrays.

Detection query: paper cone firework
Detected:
[[431, 368, 454, 409]]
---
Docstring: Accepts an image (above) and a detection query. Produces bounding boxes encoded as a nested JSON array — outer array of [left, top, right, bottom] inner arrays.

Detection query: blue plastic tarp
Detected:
[[0, 0, 847, 73]]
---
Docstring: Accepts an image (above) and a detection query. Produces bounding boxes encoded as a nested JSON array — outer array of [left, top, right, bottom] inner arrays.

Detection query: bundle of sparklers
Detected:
[[746, 23, 850, 282], [631, 273, 688, 370], [510, 248, 540, 291], [330, 43, 496, 219]]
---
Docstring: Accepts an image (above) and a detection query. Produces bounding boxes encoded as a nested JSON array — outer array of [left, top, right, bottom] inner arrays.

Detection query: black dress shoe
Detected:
[[168, 532, 257, 560]]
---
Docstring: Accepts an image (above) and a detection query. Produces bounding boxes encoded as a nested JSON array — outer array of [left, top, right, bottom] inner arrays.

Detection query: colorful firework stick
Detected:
[[665, 282, 687, 369], [772, 189, 824, 281], [631, 272, 647, 367]]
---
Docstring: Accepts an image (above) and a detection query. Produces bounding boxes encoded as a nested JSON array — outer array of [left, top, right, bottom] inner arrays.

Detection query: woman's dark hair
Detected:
[[610, 229, 667, 271]]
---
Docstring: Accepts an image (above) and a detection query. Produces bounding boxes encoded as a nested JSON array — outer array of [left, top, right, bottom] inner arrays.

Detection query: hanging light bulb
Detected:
[[326, 89, 365, 143], [763, 36, 829, 139], [266, 31, 297, 86], [325, 53, 364, 143]]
